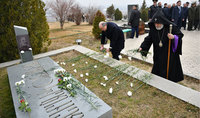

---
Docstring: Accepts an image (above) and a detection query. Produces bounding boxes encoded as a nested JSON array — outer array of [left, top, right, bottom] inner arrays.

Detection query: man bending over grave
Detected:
[[139, 10, 184, 82], [99, 21, 125, 60]]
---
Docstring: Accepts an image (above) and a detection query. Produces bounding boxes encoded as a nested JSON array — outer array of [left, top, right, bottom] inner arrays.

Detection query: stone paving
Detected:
[[105, 29, 200, 80]]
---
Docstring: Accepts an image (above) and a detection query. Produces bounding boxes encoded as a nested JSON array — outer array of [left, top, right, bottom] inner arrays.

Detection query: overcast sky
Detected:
[[75, 0, 195, 14], [44, 0, 197, 14]]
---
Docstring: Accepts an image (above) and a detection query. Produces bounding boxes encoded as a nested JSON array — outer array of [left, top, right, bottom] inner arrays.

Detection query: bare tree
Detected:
[[49, 0, 74, 29], [71, 4, 82, 25], [86, 6, 98, 25]]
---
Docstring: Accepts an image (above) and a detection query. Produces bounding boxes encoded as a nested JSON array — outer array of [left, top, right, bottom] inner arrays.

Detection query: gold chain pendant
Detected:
[[159, 40, 163, 47]]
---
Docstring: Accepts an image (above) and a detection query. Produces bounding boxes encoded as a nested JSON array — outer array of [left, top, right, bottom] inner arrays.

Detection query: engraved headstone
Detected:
[[7, 57, 112, 118], [14, 25, 33, 63]]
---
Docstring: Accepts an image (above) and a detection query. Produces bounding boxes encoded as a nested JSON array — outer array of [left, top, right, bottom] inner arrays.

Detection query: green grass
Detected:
[[0, 68, 15, 118]]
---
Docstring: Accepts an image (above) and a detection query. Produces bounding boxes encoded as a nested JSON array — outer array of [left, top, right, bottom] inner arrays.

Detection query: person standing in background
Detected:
[[188, 2, 196, 31], [195, 1, 200, 30], [128, 5, 141, 39], [172, 1, 185, 29], [182, 3, 189, 30], [149, 0, 158, 21]]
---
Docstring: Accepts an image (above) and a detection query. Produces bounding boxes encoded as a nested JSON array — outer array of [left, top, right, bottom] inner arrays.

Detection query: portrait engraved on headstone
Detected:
[[16, 34, 31, 51]]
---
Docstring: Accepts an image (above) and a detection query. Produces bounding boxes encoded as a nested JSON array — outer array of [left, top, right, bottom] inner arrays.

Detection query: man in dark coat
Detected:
[[149, 0, 158, 20], [172, 1, 185, 29], [128, 5, 140, 39], [163, 4, 171, 21], [99, 22, 125, 60], [139, 10, 184, 82], [195, 2, 200, 30], [188, 2, 196, 30], [182, 3, 189, 30]]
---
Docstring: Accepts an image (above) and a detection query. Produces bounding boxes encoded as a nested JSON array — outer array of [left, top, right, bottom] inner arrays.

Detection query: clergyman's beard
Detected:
[[155, 24, 164, 30]]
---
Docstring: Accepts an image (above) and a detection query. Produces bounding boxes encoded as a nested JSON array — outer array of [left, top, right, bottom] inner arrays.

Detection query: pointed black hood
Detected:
[[149, 9, 176, 26]]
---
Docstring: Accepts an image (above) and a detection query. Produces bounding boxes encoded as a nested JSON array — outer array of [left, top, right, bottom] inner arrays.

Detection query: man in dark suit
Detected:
[[99, 22, 125, 60], [149, 0, 158, 21], [172, 1, 185, 29], [128, 5, 140, 39], [182, 3, 189, 30]]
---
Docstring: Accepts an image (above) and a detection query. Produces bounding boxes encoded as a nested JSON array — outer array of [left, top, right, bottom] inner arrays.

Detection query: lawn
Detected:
[[0, 21, 199, 118]]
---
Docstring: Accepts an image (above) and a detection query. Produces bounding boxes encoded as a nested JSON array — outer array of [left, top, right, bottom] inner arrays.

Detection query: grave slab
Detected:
[[7, 57, 112, 118]]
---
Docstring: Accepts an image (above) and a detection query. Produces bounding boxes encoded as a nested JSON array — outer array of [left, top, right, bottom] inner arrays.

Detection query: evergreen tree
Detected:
[[140, 0, 149, 22], [0, 0, 50, 63], [92, 10, 106, 39], [106, 4, 115, 19], [114, 8, 123, 20]]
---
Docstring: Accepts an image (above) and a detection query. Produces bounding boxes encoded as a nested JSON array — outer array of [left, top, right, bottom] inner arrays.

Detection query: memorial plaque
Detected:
[[7, 57, 112, 118], [14, 25, 33, 63]]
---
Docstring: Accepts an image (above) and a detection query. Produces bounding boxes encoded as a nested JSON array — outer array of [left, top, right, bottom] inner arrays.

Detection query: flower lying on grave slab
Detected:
[[109, 88, 113, 94], [15, 80, 31, 113], [127, 91, 132, 97], [21, 74, 25, 79], [54, 69, 100, 110]]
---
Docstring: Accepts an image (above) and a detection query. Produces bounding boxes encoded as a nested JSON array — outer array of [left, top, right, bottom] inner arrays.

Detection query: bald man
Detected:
[[99, 22, 125, 60]]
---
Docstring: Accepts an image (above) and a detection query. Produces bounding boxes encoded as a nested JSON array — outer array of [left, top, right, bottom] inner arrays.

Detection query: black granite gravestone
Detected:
[[14, 25, 33, 63]]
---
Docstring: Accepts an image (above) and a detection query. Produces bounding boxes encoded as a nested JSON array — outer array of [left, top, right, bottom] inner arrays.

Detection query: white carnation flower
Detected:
[[20, 50, 24, 54], [100, 83, 104, 85], [103, 76, 108, 81], [29, 48, 32, 51], [85, 79, 88, 82], [73, 69, 77, 73], [15, 82, 20, 86], [63, 77, 68, 81], [67, 84, 72, 88], [85, 62, 88, 64], [21, 74, 25, 79], [103, 83, 106, 87], [104, 53, 109, 58], [94, 65, 97, 68], [63, 62, 66, 65], [128, 57, 132, 61], [115, 81, 119, 85], [118, 55, 122, 59], [130, 83, 133, 88], [109, 88, 113, 94], [72, 64, 75, 66], [20, 80, 25, 84], [85, 73, 89, 76], [127, 91, 132, 97], [80, 74, 84, 78]]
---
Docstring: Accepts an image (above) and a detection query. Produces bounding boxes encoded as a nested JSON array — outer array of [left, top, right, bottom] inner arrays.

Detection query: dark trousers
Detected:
[[188, 20, 195, 30], [111, 49, 121, 60], [177, 18, 182, 30], [182, 19, 187, 29], [131, 26, 139, 38]]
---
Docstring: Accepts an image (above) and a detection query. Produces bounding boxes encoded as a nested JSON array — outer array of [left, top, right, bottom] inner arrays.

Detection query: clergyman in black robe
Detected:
[[139, 10, 184, 82]]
